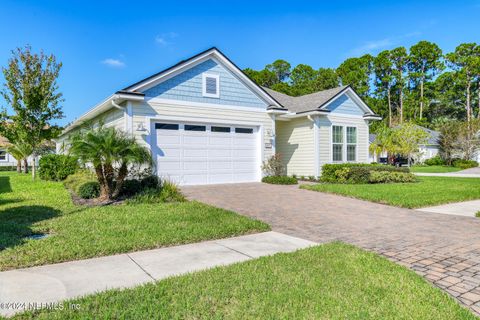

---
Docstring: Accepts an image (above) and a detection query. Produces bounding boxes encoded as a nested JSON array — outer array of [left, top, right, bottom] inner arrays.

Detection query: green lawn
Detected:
[[410, 165, 463, 173], [301, 176, 480, 208], [0, 172, 269, 271], [14, 243, 475, 320]]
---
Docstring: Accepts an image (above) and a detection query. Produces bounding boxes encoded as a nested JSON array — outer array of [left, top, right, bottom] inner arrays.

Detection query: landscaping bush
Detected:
[[453, 159, 478, 169], [261, 153, 285, 176], [127, 180, 185, 204], [368, 171, 418, 184], [424, 155, 445, 166], [120, 179, 142, 197], [78, 181, 100, 199], [262, 176, 298, 185], [141, 175, 159, 189], [321, 163, 409, 184], [38, 154, 78, 181], [63, 170, 97, 194], [0, 166, 16, 171]]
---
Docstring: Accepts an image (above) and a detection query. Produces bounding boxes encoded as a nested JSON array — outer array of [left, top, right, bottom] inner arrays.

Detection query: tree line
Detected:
[[244, 41, 480, 132]]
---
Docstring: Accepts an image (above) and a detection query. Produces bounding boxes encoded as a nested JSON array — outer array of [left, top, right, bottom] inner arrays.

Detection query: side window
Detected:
[[332, 126, 343, 162], [346, 127, 357, 162], [0, 150, 6, 161]]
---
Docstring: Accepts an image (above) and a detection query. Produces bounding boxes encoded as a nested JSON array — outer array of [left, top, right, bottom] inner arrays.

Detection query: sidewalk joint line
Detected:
[[214, 242, 255, 259], [126, 254, 156, 281]]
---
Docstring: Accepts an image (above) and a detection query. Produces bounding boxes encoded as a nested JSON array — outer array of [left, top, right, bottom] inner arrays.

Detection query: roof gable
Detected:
[[123, 47, 282, 109], [142, 58, 268, 108]]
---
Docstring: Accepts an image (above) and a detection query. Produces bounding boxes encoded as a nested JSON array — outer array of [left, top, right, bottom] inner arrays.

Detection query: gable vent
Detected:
[[202, 73, 220, 98]]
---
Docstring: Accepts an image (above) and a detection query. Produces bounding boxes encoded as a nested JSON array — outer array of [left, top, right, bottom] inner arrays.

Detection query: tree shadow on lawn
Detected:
[[0, 176, 12, 194], [0, 205, 61, 251]]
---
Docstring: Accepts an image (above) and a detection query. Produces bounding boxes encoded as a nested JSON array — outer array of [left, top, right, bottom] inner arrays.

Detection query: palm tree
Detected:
[[70, 127, 152, 201], [6, 142, 33, 174]]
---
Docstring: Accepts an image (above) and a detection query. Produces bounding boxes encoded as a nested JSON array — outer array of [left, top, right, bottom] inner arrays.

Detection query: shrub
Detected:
[[262, 176, 298, 185], [424, 155, 445, 166], [321, 163, 409, 184], [0, 166, 16, 171], [121, 179, 142, 197], [78, 181, 100, 199], [38, 154, 78, 181], [368, 171, 418, 184], [63, 170, 97, 194], [453, 159, 478, 169], [261, 153, 285, 176], [476, 211, 480, 218], [141, 175, 159, 189], [127, 180, 185, 204]]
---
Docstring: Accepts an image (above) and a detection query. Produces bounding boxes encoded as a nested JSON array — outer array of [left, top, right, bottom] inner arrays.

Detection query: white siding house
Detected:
[[57, 47, 380, 185]]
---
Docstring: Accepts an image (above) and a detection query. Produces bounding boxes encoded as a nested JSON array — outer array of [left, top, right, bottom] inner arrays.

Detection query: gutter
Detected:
[[278, 110, 329, 120]]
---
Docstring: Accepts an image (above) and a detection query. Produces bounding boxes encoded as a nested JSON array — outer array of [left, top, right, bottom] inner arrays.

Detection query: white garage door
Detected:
[[154, 122, 260, 185]]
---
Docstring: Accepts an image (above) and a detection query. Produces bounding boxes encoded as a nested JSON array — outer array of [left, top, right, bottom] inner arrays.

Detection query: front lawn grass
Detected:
[[15, 243, 475, 320], [410, 165, 463, 173], [301, 176, 480, 208], [0, 172, 269, 270]]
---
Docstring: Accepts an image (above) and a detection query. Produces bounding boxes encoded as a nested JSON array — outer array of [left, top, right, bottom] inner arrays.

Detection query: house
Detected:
[[0, 136, 39, 168], [368, 126, 440, 163], [57, 47, 380, 185]]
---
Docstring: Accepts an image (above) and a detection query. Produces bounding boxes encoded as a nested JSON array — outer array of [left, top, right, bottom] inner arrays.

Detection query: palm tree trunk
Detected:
[[388, 90, 392, 127], [23, 159, 28, 174], [112, 163, 128, 199], [94, 165, 110, 201], [16, 160, 21, 173]]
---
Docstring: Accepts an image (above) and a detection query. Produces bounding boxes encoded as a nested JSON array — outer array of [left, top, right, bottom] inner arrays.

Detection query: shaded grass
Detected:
[[0, 172, 269, 270], [410, 165, 463, 173], [301, 176, 480, 208], [14, 243, 476, 319]]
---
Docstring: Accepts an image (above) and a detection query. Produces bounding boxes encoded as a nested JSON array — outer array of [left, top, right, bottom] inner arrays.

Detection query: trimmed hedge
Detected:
[[78, 181, 100, 199], [321, 163, 409, 184], [262, 176, 298, 185], [453, 159, 478, 169], [369, 171, 418, 183], [0, 166, 16, 171], [39, 154, 78, 181]]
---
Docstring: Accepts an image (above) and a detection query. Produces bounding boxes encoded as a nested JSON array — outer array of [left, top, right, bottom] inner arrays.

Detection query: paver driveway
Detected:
[[183, 182, 480, 315]]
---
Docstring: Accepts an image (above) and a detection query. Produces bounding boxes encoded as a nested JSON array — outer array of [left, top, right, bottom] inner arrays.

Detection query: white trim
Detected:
[[127, 48, 281, 108], [313, 117, 320, 177], [146, 97, 268, 113], [202, 73, 220, 98], [270, 114, 276, 154]]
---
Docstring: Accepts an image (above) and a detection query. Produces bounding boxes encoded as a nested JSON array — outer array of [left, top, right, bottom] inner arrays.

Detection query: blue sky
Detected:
[[1, 0, 479, 125]]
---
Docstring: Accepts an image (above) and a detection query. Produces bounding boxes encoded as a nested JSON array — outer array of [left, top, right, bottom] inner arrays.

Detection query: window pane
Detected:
[[235, 128, 253, 134], [205, 77, 217, 94], [347, 145, 356, 161], [0, 150, 5, 160], [333, 144, 343, 162], [155, 123, 179, 130], [347, 127, 357, 144], [185, 125, 206, 131], [211, 126, 230, 133], [332, 126, 343, 143]]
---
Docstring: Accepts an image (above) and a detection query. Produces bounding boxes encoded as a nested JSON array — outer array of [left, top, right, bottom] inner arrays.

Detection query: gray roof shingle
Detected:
[[263, 86, 349, 113]]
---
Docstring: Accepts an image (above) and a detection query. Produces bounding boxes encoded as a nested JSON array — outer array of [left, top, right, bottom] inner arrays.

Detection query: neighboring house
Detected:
[[368, 126, 440, 163], [57, 47, 380, 185], [0, 136, 38, 168]]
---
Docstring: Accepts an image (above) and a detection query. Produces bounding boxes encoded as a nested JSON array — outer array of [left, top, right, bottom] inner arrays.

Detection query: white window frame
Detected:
[[330, 124, 358, 163], [202, 73, 220, 98], [0, 149, 7, 162], [346, 126, 357, 162]]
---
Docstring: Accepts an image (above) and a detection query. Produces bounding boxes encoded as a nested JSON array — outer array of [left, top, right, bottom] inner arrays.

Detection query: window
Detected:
[[332, 126, 343, 162], [235, 128, 253, 134], [0, 150, 6, 161], [155, 123, 179, 130], [211, 126, 230, 133], [185, 125, 206, 131], [346, 127, 357, 161], [202, 73, 220, 98]]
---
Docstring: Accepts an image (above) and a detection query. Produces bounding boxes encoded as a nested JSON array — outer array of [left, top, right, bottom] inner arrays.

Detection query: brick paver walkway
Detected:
[[183, 183, 480, 315]]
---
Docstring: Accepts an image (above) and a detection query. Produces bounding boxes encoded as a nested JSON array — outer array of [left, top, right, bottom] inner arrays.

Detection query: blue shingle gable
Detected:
[[326, 93, 364, 116], [143, 59, 268, 108]]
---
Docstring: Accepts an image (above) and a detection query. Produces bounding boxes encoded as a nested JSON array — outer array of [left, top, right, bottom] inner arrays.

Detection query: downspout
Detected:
[[307, 115, 320, 178], [111, 97, 130, 134]]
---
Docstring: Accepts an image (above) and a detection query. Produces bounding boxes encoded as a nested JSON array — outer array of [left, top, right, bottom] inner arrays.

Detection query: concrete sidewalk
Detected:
[[0, 231, 315, 317], [415, 172, 480, 178], [417, 200, 480, 217]]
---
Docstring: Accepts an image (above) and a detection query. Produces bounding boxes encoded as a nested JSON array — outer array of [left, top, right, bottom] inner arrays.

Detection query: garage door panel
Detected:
[[155, 122, 259, 185]]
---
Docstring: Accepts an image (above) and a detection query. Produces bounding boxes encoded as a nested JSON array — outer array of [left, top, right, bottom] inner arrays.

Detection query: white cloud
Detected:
[[155, 32, 178, 46], [101, 58, 125, 68], [349, 31, 422, 56]]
